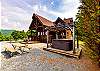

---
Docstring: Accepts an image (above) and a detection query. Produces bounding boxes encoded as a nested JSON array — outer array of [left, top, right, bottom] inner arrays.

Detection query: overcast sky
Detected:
[[1, 0, 80, 31]]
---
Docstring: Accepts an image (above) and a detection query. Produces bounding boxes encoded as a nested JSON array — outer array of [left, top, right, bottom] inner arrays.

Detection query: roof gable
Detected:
[[54, 17, 65, 25], [63, 18, 73, 25], [34, 14, 54, 26]]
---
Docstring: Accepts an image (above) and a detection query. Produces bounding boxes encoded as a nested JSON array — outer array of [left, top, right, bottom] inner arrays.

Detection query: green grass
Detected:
[[75, 40, 84, 45]]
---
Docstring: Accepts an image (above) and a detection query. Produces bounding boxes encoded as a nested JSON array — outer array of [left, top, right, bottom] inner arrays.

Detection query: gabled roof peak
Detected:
[[32, 13, 54, 26]]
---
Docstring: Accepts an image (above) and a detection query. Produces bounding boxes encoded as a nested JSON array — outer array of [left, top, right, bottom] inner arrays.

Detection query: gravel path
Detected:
[[0, 43, 100, 71]]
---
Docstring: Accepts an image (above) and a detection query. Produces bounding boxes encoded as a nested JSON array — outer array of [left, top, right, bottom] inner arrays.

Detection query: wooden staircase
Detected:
[[43, 47, 82, 59]]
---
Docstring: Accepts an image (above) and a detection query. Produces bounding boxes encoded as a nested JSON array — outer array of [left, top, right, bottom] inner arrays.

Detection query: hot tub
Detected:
[[52, 39, 73, 51]]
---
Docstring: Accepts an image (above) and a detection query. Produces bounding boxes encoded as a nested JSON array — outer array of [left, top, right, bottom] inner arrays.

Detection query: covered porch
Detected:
[[43, 23, 82, 59]]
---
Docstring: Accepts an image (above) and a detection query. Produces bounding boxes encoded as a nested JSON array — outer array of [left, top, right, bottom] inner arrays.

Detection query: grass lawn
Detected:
[[75, 40, 84, 45]]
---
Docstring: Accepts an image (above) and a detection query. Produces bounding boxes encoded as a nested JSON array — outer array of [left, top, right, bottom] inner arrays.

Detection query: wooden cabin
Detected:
[[29, 13, 73, 42], [29, 13, 54, 42]]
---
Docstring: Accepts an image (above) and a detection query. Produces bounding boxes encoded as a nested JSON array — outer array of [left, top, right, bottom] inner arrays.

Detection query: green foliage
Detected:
[[0, 32, 4, 41], [11, 30, 26, 41], [11, 31, 19, 41], [0, 29, 16, 41], [19, 30, 27, 39], [0, 29, 36, 41], [26, 30, 36, 37], [0, 32, 13, 41], [75, 0, 100, 65]]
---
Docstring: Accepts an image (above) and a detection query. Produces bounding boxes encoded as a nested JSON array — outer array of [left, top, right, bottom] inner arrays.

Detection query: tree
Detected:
[[19, 30, 27, 39], [75, 0, 100, 65], [0, 32, 3, 41], [11, 31, 20, 41], [26, 30, 36, 37], [11, 30, 26, 41]]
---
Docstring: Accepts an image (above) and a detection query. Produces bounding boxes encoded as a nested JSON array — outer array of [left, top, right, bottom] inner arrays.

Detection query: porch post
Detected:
[[56, 32, 58, 39], [31, 29, 32, 41], [47, 30, 49, 48], [61, 32, 63, 39], [36, 28, 38, 41], [73, 22, 75, 53], [77, 30, 79, 48], [42, 30, 43, 42]]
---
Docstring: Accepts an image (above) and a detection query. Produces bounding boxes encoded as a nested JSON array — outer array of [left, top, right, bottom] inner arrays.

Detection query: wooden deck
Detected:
[[43, 47, 82, 59]]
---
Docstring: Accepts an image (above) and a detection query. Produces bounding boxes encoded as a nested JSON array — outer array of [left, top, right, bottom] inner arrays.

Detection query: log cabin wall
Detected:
[[66, 29, 72, 39]]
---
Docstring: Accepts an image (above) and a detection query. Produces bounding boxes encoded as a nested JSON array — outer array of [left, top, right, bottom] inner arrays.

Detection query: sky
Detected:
[[1, 0, 80, 31]]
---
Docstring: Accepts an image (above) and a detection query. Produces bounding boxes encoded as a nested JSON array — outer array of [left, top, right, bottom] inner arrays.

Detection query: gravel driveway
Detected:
[[0, 43, 100, 71]]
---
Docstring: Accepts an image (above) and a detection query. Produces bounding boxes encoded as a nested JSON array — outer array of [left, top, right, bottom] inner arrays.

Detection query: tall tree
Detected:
[[75, 0, 100, 65]]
